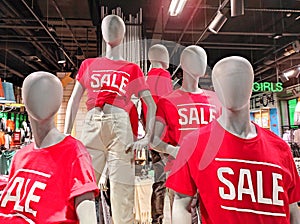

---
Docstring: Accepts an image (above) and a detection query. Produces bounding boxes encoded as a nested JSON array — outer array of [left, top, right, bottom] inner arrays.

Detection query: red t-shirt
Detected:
[[145, 68, 173, 103], [166, 120, 300, 224], [0, 136, 99, 224], [156, 89, 221, 146], [142, 67, 173, 129], [76, 57, 149, 111]]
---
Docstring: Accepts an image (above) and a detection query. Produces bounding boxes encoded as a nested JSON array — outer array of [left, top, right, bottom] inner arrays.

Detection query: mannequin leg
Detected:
[[151, 181, 166, 224], [80, 109, 111, 224], [105, 113, 135, 224], [151, 158, 166, 224]]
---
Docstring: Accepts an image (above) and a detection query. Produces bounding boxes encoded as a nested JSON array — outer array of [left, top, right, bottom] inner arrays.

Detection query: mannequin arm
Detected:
[[64, 81, 85, 134], [75, 191, 97, 224], [98, 162, 109, 191], [172, 193, 193, 224], [290, 202, 300, 224], [127, 90, 156, 151], [150, 120, 179, 158]]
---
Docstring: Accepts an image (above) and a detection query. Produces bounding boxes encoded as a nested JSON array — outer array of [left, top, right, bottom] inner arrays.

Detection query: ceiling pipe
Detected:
[[0, 24, 94, 30], [2, 1, 60, 70], [7, 50, 51, 71], [21, 0, 77, 69], [0, 63, 24, 78], [51, 0, 86, 58], [147, 29, 300, 37], [195, 5, 300, 13]]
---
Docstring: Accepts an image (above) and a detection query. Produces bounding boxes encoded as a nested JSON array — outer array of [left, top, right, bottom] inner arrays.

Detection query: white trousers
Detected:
[[80, 108, 135, 224]]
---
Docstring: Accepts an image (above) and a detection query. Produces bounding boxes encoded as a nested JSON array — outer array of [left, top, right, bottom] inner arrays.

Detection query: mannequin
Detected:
[[151, 45, 220, 157], [151, 45, 221, 223], [143, 44, 173, 224], [0, 72, 98, 223], [64, 15, 156, 224], [166, 56, 300, 224]]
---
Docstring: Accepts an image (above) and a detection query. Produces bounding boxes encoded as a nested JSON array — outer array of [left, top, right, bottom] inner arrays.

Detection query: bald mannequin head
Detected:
[[101, 15, 125, 48], [212, 56, 254, 111], [180, 45, 207, 79], [148, 44, 169, 69], [22, 71, 63, 121]]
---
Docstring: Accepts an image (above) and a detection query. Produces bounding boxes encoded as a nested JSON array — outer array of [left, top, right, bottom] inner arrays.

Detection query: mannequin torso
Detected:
[[0, 72, 98, 224], [166, 56, 300, 224]]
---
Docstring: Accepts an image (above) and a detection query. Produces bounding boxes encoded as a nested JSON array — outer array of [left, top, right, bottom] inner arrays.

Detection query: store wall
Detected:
[[57, 80, 87, 137]]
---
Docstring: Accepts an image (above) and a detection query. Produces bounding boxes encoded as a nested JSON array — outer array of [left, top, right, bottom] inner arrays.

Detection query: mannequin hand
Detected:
[[126, 134, 150, 153], [98, 174, 108, 191]]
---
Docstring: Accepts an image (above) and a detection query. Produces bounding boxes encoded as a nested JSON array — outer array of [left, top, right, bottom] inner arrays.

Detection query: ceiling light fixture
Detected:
[[230, 0, 244, 17], [57, 49, 66, 64], [169, 0, 187, 16], [283, 69, 295, 78], [282, 65, 300, 80], [208, 11, 228, 34]]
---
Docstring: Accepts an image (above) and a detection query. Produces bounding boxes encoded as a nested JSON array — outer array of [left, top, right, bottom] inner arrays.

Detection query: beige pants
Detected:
[[80, 108, 135, 224]]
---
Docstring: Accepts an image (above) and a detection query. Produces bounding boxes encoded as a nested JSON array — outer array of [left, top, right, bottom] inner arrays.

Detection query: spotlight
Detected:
[[208, 11, 228, 34], [57, 49, 66, 64], [230, 0, 244, 17]]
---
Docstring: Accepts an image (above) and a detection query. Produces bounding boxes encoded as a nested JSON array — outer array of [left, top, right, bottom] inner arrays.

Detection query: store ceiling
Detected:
[[0, 0, 300, 93]]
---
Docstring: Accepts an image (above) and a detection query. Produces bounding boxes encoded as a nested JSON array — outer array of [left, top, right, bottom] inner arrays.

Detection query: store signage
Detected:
[[250, 92, 276, 110], [252, 82, 283, 93]]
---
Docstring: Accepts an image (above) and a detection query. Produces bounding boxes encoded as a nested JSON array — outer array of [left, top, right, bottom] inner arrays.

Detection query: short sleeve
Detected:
[[156, 98, 168, 126], [76, 59, 88, 85], [166, 138, 197, 196], [129, 65, 149, 97], [69, 152, 99, 199]]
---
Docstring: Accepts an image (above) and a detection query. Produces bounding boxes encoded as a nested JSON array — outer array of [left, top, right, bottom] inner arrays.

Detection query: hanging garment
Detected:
[[0, 150, 16, 175]]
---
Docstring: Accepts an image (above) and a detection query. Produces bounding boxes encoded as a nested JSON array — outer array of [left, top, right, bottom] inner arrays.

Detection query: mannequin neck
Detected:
[[181, 71, 202, 93], [150, 61, 165, 69], [30, 117, 65, 148], [217, 106, 257, 139], [105, 44, 124, 60]]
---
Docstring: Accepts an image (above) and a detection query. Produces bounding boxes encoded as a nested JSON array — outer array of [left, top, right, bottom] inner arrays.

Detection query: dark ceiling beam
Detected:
[[0, 63, 24, 78], [146, 29, 300, 37], [21, 0, 77, 69], [254, 53, 299, 77], [151, 1, 170, 42], [2, 1, 60, 70], [0, 39, 97, 46], [51, 0, 86, 58], [0, 24, 95, 30], [196, 5, 300, 14], [161, 40, 271, 48], [7, 50, 39, 71]]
